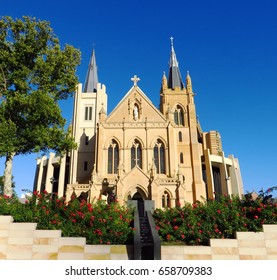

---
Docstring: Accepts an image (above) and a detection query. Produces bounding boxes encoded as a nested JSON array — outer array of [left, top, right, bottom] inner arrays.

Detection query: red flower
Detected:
[[254, 215, 259, 219], [217, 210, 221, 214], [166, 234, 171, 240], [181, 234, 185, 239], [198, 229, 203, 234], [257, 208, 262, 212], [174, 226, 179, 231], [215, 229, 219, 233]]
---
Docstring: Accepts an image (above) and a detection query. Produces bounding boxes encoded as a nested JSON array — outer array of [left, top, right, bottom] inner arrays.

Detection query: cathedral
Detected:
[[33, 40, 244, 208]]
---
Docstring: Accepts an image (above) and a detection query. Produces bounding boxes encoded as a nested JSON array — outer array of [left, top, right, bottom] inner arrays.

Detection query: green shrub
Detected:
[[1, 189, 276, 246], [0, 191, 134, 245], [153, 193, 277, 245]]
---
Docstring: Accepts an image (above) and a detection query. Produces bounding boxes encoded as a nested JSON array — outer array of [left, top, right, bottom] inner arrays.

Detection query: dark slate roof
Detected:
[[168, 39, 184, 90], [84, 49, 98, 93]]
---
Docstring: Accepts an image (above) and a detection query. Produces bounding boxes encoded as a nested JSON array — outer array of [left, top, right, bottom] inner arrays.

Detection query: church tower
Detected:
[[160, 37, 206, 201], [34, 39, 243, 205], [69, 50, 107, 184]]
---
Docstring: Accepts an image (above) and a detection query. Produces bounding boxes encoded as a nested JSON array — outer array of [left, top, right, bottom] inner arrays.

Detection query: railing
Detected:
[[146, 211, 161, 260], [133, 207, 141, 260], [128, 200, 161, 260]]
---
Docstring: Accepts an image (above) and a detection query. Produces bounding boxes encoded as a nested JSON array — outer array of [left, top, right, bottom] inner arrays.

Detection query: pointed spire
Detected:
[[186, 71, 193, 93], [161, 70, 167, 89], [168, 37, 184, 90], [99, 102, 107, 115], [99, 102, 107, 122], [84, 49, 98, 93]]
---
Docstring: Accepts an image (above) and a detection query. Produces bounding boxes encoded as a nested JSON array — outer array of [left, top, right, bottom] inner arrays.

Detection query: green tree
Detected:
[[0, 16, 80, 196]]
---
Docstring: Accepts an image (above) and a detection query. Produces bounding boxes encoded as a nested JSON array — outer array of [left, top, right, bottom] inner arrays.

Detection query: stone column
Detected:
[[204, 149, 214, 199], [45, 153, 54, 193], [58, 155, 66, 197], [36, 156, 46, 192]]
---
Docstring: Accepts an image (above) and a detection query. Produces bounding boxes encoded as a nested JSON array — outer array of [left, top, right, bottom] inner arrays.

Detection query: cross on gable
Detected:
[[131, 75, 140, 86]]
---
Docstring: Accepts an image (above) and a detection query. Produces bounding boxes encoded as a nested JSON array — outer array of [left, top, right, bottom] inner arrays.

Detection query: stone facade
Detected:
[[33, 41, 243, 207]]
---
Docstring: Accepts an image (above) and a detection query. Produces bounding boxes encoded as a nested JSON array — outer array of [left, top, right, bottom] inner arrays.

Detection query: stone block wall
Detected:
[[161, 225, 277, 260], [0, 216, 133, 260], [0, 215, 276, 260]]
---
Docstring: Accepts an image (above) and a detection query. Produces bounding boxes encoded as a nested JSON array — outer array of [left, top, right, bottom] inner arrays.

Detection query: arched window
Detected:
[[162, 191, 171, 208], [180, 152, 184, 164], [131, 140, 142, 169], [154, 139, 166, 174], [108, 140, 119, 174], [178, 131, 182, 142], [174, 105, 184, 126]]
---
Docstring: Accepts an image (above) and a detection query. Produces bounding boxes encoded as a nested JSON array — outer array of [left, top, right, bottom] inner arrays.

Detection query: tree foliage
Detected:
[[0, 16, 80, 195]]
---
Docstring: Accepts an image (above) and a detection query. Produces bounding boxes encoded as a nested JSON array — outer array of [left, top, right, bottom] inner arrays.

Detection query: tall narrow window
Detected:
[[154, 139, 166, 174], [180, 152, 184, 164], [174, 105, 184, 126], [131, 140, 142, 169], [178, 131, 182, 142], [85, 106, 93, 120], [108, 140, 119, 174]]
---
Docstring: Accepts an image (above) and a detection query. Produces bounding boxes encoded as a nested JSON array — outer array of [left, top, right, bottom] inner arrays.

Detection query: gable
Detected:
[[120, 165, 150, 186], [106, 86, 166, 123]]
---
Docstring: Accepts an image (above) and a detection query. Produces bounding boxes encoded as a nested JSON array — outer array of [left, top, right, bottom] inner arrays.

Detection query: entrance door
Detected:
[[132, 192, 144, 217]]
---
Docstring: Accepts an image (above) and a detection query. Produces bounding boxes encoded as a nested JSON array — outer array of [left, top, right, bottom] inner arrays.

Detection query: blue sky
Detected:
[[1, 0, 277, 197]]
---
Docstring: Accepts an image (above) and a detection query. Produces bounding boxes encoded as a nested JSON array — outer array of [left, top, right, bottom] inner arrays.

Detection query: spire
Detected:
[[168, 37, 184, 90], [186, 71, 193, 93], [84, 49, 98, 93], [161, 71, 167, 90]]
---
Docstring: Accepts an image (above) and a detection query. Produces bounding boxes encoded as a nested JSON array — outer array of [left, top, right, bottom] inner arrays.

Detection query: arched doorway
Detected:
[[132, 191, 144, 201], [132, 191, 145, 217]]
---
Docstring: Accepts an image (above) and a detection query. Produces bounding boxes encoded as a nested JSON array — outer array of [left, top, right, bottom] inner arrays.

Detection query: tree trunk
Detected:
[[3, 153, 15, 197]]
